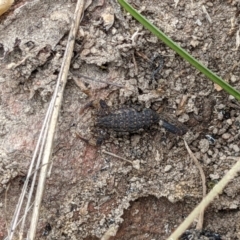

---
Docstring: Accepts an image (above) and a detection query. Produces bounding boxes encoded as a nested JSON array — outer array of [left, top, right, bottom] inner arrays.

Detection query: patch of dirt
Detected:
[[1, 0, 240, 239]]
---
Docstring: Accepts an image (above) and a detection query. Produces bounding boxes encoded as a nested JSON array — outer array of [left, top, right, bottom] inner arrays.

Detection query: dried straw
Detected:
[[6, 0, 86, 239]]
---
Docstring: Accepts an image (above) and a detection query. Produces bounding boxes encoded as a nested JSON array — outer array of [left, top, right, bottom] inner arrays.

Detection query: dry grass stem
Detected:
[[28, 1, 86, 239], [235, 29, 240, 51], [72, 72, 124, 88], [202, 5, 212, 24], [7, 101, 54, 240], [132, 52, 138, 75], [5, 1, 86, 239], [102, 150, 140, 170], [184, 140, 206, 230]]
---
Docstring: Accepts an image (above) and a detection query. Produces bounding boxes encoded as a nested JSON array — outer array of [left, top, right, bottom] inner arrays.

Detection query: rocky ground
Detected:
[[1, 0, 240, 239]]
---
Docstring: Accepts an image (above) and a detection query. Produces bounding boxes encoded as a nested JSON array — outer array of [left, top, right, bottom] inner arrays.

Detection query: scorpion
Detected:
[[78, 100, 188, 146]]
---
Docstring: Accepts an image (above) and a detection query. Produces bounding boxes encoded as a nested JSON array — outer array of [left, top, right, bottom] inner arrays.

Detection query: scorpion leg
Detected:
[[79, 99, 99, 114], [96, 99, 111, 116], [76, 128, 109, 146], [76, 132, 103, 146], [80, 99, 110, 115]]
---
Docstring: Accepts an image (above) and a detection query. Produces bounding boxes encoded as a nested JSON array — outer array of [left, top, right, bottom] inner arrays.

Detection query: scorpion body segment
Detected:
[[96, 108, 160, 132], [96, 107, 187, 135]]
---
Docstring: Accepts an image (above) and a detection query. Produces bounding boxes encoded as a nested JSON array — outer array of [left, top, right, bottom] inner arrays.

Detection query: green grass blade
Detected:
[[118, 0, 240, 100]]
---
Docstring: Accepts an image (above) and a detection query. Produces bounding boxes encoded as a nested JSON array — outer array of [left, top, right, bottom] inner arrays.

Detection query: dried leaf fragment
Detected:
[[101, 6, 114, 30]]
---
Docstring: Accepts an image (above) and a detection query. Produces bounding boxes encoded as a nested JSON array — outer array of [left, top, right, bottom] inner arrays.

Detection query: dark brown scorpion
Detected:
[[78, 100, 188, 146]]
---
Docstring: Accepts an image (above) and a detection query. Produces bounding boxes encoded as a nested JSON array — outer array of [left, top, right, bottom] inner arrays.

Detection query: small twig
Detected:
[[235, 29, 240, 51], [167, 155, 240, 240], [135, 51, 152, 63], [4, 183, 10, 235], [102, 150, 140, 170], [184, 140, 206, 230], [174, 0, 180, 8], [202, 5, 212, 24], [30, 161, 54, 179], [228, 17, 237, 36], [130, 28, 143, 44], [176, 94, 188, 116], [72, 72, 124, 88], [132, 52, 138, 76]]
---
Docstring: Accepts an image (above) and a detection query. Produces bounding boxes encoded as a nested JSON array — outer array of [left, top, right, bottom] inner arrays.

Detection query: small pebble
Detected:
[[72, 63, 80, 69], [24, 106, 34, 115], [222, 133, 231, 140], [205, 157, 212, 165], [218, 104, 225, 109], [206, 2, 213, 7], [199, 139, 209, 153], [232, 144, 240, 153], [90, 47, 97, 54], [218, 128, 226, 135], [217, 112, 223, 120], [132, 160, 140, 170], [164, 165, 172, 172], [111, 27, 117, 35], [230, 75, 237, 83], [226, 119, 232, 125], [195, 19, 202, 26], [212, 128, 218, 134], [219, 154, 226, 160], [207, 150, 213, 156], [229, 203, 238, 209], [178, 113, 189, 122], [229, 95, 235, 100], [209, 173, 220, 180]]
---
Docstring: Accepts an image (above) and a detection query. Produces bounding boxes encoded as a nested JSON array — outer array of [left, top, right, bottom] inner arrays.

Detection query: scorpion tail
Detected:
[[159, 120, 187, 136]]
